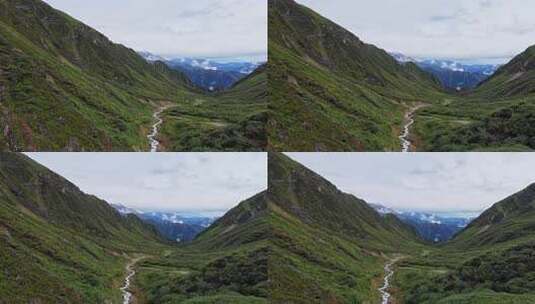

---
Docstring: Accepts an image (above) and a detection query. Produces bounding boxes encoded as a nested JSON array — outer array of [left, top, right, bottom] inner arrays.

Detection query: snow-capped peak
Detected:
[[138, 51, 166, 62], [389, 52, 418, 63]]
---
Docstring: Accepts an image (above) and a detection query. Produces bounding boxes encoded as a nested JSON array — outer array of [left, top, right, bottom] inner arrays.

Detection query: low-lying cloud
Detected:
[[287, 153, 535, 214], [26, 153, 267, 215], [43, 0, 267, 60], [298, 0, 535, 63]]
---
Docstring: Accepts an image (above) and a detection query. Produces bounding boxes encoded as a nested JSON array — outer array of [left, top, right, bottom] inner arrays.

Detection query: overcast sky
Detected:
[[26, 153, 267, 216], [287, 153, 535, 216], [298, 0, 535, 63], [43, 0, 267, 61]]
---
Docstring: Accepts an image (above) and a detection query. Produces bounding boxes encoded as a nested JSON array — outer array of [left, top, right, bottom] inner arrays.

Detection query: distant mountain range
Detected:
[[111, 203, 217, 242], [370, 203, 474, 242], [139, 51, 264, 91], [390, 52, 501, 90]]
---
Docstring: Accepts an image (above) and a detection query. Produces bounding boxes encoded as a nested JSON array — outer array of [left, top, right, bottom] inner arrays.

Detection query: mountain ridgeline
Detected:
[[2, 152, 535, 303], [475, 45, 535, 98], [451, 183, 535, 248], [420, 44, 535, 152]]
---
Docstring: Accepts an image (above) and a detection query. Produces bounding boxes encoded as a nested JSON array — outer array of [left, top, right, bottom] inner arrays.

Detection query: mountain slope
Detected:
[[413, 44, 535, 152], [399, 184, 535, 303], [159, 64, 267, 151], [268, 153, 422, 303], [451, 183, 535, 248], [133, 191, 269, 303], [0, 153, 165, 302], [268, 0, 444, 151], [0, 0, 196, 151], [475, 45, 535, 98]]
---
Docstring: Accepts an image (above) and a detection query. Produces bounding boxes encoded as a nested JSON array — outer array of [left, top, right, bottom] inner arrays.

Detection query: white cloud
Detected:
[[297, 0, 535, 62], [43, 0, 267, 59], [286, 153, 535, 214], [26, 153, 267, 214]]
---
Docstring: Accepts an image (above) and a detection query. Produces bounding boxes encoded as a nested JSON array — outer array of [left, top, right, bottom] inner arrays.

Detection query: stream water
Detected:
[[120, 262, 136, 304], [147, 107, 166, 152], [379, 261, 395, 304], [399, 111, 415, 152]]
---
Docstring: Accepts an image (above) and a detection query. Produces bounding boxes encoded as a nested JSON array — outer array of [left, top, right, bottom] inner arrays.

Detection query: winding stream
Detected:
[[120, 261, 136, 304], [399, 104, 426, 152], [399, 111, 415, 152], [147, 107, 166, 152], [379, 261, 395, 304]]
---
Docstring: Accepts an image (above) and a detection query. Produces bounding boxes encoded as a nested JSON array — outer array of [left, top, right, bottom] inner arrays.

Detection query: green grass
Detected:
[[133, 192, 269, 303], [159, 67, 267, 151], [413, 94, 535, 151]]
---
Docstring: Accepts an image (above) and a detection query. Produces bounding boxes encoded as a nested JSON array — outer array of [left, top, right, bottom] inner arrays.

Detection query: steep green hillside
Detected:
[[268, 0, 444, 151], [268, 153, 422, 303], [0, 153, 166, 302], [395, 45, 535, 152], [475, 45, 535, 98], [451, 183, 535, 248], [0, 0, 197, 151], [396, 184, 535, 303], [133, 192, 269, 304], [159, 65, 267, 151]]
